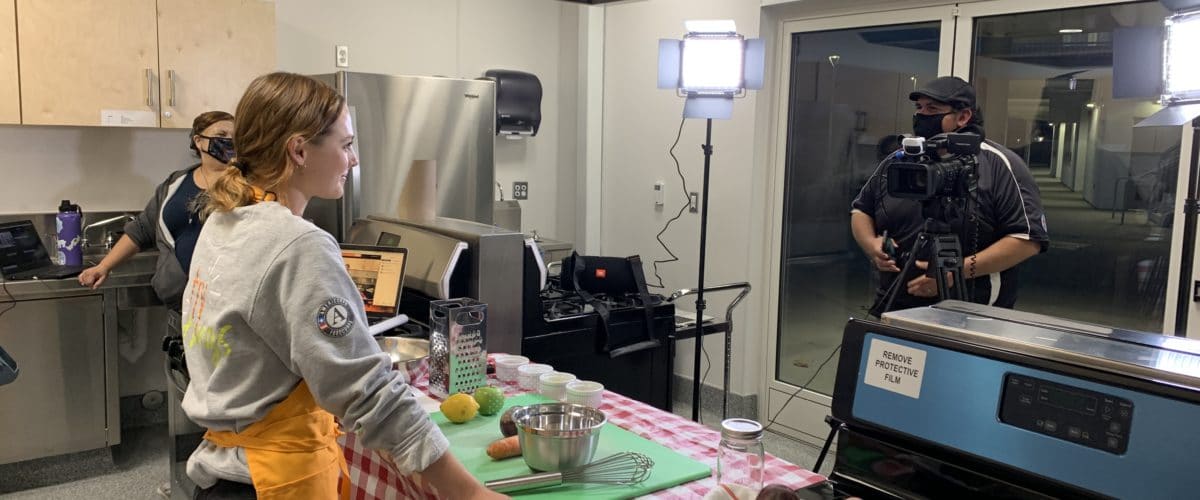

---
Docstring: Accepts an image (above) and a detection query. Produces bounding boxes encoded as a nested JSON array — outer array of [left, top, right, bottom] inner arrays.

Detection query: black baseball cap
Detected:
[[909, 76, 976, 109]]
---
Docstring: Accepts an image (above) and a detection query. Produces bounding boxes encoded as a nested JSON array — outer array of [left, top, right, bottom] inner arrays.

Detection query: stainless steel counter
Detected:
[[1, 252, 158, 300]]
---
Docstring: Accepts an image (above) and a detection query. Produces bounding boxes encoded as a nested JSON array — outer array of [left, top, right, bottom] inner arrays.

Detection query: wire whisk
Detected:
[[567, 452, 655, 484], [484, 452, 656, 493]]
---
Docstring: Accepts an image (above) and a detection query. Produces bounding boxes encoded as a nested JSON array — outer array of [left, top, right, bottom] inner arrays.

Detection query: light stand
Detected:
[[691, 118, 714, 422], [1141, 8, 1200, 335], [659, 20, 763, 422]]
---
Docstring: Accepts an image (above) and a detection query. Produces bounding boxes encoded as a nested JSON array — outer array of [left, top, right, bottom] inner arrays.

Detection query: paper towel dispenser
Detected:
[[484, 69, 542, 137]]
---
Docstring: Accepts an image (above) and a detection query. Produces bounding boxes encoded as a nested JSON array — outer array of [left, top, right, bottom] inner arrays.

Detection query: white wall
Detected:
[[0, 125, 191, 214], [276, 0, 583, 243], [601, 0, 764, 397], [592, 0, 988, 401]]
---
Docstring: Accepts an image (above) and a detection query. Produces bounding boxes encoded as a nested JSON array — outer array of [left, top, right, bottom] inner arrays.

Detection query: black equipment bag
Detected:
[[563, 252, 661, 357], [561, 254, 640, 295]]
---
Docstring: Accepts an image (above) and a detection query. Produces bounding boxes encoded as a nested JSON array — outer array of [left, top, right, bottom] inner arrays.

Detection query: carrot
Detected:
[[486, 435, 521, 460]]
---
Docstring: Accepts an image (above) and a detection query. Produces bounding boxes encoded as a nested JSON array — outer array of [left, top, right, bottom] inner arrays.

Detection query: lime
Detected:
[[440, 393, 479, 424], [474, 386, 505, 416]]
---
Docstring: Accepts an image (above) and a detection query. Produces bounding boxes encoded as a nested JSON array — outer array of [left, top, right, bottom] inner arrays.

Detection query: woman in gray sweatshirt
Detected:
[[182, 72, 504, 500]]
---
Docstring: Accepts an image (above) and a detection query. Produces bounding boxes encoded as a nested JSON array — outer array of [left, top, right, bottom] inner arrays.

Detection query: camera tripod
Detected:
[[876, 217, 969, 316]]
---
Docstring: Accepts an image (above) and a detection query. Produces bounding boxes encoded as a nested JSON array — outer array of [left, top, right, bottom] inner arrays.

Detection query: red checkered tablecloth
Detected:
[[340, 355, 825, 498]]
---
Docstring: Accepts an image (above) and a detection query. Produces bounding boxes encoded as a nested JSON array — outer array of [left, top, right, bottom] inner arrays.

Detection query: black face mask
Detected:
[[200, 136, 235, 164], [912, 112, 952, 139]]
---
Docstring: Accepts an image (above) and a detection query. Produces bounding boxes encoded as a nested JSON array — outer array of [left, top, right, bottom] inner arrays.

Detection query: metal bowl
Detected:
[[375, 337, 429, 373], [511, 403, 607, 472]]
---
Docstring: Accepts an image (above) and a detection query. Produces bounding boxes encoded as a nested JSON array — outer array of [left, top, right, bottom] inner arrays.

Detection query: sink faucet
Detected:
[[83, 214, 135, 250]]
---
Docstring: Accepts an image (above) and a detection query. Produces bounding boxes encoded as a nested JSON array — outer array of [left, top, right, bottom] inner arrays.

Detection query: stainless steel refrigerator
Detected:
[[306, 72, 496, 241]]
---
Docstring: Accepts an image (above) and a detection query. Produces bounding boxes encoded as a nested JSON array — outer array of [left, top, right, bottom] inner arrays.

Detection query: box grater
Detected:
[[428, 298, 488, 398]]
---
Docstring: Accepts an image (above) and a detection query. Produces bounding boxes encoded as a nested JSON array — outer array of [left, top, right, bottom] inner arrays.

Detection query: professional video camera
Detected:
[[887, 132, 983, 200], [873, 132, 984, 316]]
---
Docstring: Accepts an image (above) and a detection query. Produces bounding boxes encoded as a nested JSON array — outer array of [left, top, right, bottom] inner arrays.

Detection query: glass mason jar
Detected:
[[717, 418, 765, 492]]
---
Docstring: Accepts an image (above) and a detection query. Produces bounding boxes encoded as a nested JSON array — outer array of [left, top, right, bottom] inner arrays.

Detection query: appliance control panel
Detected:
[[999, 373, 1133, 454]]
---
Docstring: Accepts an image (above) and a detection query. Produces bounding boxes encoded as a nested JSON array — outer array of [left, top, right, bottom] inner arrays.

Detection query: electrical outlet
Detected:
[[689, 192, 699, 213], [335, 45, 349, 68], [654, 181, 665, 208]]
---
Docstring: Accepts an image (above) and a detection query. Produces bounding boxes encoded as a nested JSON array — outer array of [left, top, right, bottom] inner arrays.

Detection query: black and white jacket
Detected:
[[851, 134, 1049, 313]]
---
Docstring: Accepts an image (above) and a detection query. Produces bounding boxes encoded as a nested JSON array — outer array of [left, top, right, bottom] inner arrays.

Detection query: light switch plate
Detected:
[[335, 45, 349, 68], [689, 192, 699, 213], [513, 181, 529, 200]]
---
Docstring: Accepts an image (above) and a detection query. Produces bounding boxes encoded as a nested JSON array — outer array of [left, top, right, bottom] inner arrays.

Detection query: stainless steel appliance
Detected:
[[493, 200, 521, 232], [806, 301, 1200, 499], [530, 235, 573, 266], [0, 294, 114, 465], [348, 216, 525, 356], [305, 72, 496, 241]]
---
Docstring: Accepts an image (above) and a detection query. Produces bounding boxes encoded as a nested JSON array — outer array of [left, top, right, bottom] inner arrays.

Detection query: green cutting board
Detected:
[[431, 394, 711, 499]]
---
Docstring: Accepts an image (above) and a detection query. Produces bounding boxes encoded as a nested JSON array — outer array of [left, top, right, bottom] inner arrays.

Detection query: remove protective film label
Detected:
[[864, 338, 927, 399]]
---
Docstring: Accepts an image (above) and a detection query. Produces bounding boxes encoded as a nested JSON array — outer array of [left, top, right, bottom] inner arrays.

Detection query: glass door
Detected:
[[766, 0, 1191, 452], [764, 7, 955, 448], [957, 0, 1179, 332]]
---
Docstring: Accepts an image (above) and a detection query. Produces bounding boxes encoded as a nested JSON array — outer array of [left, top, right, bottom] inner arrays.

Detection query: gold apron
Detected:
[[203, 381, 350, 499]]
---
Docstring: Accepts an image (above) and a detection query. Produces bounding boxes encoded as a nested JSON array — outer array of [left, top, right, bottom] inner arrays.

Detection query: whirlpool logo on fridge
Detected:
[[183, 269, 234, 367]]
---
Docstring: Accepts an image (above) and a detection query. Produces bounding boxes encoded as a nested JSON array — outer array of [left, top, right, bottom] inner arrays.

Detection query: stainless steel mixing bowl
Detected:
[[375, 336, 429, 373], [511, 403, 607, 472]]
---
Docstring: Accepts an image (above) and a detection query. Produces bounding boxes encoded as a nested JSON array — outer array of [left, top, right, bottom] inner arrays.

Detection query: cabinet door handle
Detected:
[[145, 68, 154, 108], [168, 70, 177, 108]]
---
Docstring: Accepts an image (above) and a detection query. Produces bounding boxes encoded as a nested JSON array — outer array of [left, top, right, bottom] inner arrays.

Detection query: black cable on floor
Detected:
[[765, 344, 842, 431]]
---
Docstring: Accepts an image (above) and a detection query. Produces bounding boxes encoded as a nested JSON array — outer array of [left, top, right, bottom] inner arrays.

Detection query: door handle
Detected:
[[145, 68, 154, 108], [167, 70, 177, 108]]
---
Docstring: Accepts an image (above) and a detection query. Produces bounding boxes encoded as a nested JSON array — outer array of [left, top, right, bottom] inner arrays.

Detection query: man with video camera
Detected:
[[851, 76, 1049, 316]]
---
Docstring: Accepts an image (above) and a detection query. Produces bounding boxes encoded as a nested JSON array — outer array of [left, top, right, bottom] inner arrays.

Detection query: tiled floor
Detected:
[[0, 424, 169, 499]]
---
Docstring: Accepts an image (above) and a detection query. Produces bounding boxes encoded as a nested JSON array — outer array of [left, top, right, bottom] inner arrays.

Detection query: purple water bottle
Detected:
[[56, 200, 82, 266]]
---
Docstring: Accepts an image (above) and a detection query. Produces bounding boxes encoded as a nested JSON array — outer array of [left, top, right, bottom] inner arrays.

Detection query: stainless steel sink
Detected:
[[91, 252, 162, 307], [110, 252, 159, 277], [83, 250, 159, 277]]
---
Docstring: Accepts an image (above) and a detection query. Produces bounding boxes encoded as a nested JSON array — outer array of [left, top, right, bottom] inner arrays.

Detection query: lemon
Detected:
[[440, 393, 479, 424], [474, 386, 505, 416]]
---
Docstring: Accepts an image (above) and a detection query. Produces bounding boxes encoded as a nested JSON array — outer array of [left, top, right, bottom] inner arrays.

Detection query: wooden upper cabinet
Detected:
[[157, 0, 275, 129], [17, 0, 159, 126], [0, 1, 19, 124]]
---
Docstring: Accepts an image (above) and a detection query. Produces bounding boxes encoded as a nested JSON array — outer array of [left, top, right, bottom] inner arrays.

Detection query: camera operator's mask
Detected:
[[912, 112, 953, 139]]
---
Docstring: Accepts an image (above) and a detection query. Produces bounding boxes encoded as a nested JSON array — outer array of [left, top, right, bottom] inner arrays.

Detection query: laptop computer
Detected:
[[339, 244, 408, 324], [0, 220, 86, 281]]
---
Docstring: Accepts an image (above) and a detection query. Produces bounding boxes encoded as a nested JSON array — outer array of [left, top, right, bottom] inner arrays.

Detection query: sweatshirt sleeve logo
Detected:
[[317, 297, 354, 338]]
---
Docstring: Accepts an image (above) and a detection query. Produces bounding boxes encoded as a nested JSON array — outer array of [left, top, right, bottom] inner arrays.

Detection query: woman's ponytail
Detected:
[[199, 161, 256, 220]]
